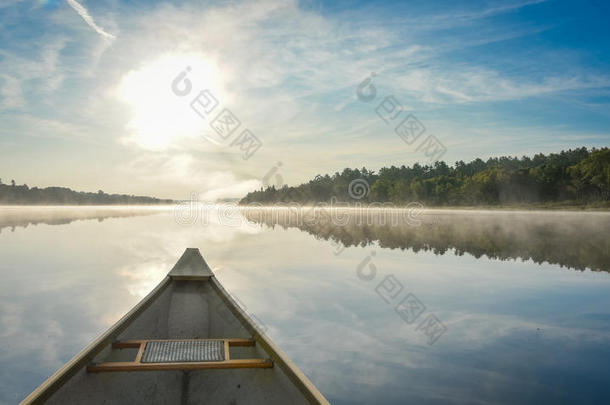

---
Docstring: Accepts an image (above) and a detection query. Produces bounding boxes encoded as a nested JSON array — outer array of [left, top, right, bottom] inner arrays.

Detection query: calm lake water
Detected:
[[1, 206, 610, 404]]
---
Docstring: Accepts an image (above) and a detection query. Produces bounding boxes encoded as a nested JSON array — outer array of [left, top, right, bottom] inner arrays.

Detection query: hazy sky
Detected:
[[1, 0, 609, 200]]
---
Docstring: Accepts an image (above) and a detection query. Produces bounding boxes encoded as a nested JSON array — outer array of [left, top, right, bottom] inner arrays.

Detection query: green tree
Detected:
[[239, 147, 609, 207]]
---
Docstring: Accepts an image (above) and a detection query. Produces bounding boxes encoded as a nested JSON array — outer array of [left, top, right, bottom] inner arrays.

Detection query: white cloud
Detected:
[[66, 0, 115, 39], [0, 75, 24, 109], [117, 152, 262, 200], [0, 114, 91, 142], [198, 173, 261, 201], [397, 67, 610, 104], [0, 38, 67, 111]]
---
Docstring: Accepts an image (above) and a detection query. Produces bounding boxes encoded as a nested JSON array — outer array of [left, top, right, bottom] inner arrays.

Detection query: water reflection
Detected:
[[242, 208, 610, 272], [0, 206, 169, 233], [1, 207, 610, 404]]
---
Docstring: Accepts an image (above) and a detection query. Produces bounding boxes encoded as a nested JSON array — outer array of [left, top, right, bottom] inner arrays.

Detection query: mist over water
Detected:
[[0, 206, 171, 234], [1, 206, 609, 404], [242, 208, 610, 272]]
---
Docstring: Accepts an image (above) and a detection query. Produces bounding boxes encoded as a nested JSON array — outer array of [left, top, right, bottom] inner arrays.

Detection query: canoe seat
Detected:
[[87, 339, 273, 373], [142, 340, 225, 363]]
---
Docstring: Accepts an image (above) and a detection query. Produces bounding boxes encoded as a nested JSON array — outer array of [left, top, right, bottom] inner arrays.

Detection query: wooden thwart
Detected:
[[87, 339, 273, 373]]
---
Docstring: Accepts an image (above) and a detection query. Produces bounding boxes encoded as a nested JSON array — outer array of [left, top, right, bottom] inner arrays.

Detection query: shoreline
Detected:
[[238, 202, 610, 211], [1, 203, 608, 212]]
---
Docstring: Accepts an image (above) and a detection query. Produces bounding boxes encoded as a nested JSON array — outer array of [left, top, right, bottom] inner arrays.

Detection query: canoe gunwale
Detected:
[[19, 276, 173, 405], [210, 276, 330, 405]]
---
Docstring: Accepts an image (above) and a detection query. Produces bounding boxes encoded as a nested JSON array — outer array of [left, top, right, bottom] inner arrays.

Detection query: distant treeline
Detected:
[[240, 147, 610, 206], [0, 180, 172, 205]]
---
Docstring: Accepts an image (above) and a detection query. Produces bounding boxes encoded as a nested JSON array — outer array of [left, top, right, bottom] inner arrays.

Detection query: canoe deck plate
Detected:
[[142, 340, 225, 363]]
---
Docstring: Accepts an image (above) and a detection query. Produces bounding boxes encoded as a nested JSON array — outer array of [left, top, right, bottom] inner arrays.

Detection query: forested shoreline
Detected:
[[240, 147, 610, 207], [0, 180, 172, 205]]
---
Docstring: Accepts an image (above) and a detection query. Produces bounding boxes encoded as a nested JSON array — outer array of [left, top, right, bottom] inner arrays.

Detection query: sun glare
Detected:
[[117, 53, 224, 150]]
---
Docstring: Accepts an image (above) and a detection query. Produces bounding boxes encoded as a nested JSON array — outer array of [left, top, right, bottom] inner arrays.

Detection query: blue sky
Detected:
[[0, 0, 609, 199]]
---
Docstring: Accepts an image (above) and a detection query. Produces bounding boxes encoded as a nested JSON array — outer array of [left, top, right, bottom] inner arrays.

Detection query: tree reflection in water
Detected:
[[242, 208, 610, 272], [0, 206, 166, 233]]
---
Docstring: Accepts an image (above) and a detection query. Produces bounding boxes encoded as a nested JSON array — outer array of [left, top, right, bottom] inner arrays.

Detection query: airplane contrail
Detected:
[[66, 0, 115, 39]]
